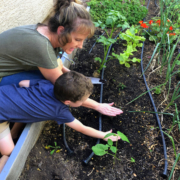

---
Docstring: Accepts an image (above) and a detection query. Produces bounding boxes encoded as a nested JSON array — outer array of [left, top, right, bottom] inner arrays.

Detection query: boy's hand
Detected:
[[103, 130, 121, 142], [95, 102, 123, 116]]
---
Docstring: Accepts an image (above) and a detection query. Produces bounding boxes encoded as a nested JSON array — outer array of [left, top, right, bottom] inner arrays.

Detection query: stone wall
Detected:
[[0, 0, 53, 33]]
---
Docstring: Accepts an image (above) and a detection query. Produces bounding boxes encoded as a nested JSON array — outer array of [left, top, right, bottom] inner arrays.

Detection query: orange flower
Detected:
[[169, 26, 173, 31], [149, 20, 153, 25], [141, 23, 149, 28], [139, 20, 143, 24], [166, 31, 169, 34], [168, 33, 176, 36], [156, 20, 161, 24], [167, 19, 170, 22]]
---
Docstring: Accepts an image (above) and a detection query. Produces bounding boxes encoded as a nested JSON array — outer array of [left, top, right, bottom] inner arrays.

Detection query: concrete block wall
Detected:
[[0, 0, 53, 33]]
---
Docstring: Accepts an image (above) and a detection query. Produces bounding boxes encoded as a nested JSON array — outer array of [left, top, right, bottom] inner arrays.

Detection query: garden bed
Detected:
[[19, 1, 180, 180]]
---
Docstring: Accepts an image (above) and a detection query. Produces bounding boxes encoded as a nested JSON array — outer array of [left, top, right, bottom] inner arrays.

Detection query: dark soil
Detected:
[[19, 1, 180, 180]]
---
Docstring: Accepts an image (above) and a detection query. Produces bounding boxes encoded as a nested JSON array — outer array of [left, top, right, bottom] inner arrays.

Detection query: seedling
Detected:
[[117, 83, 126, 91], [154, 87, 161, 94], [92, 131, 130, 164], [45, 142, 61, 155]]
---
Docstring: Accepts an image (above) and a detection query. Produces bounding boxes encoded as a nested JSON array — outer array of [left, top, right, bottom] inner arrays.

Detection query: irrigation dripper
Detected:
[[62, 54, 75, 65]]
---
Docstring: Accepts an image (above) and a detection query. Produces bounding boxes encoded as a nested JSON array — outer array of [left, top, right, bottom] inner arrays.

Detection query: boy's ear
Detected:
[[63, 100, 71, 105], [57, 26, 64, 35]]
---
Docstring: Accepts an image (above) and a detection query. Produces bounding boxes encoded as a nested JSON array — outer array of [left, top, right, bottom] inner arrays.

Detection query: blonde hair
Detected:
[[48, 0, 95, 46]]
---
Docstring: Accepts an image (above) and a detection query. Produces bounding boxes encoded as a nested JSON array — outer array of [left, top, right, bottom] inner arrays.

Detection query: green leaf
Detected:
[[122, 22, 130, 30], [47, 145, 54, 148], [92, 144, 108, 156], [125, 62, 130, 68], [110, 146, 117, 153], [131, 157, 135, 162], [132, 58, 141, 63], [176, 60, 180, 65], [117, 131, 130, 143], [104, 133, 116, 139], [154, 87, 161, 94], [54, 142, 57, 146], [50, 149, 55, 155], [94, 57, 102, 63], [108, 139, 113, 146], [157, 33, 162, 38], [149, 36, 156, 42]]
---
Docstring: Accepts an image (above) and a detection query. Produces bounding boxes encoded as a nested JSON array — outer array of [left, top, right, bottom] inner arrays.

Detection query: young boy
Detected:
[[0, 71, 120, 172]]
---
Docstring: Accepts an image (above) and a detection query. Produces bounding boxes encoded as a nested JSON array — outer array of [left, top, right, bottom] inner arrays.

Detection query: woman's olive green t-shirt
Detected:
[[0, 24, 59, 82]]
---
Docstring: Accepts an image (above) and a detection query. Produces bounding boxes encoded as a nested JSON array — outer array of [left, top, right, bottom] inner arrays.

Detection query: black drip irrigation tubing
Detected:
[[63, 0, 168, 177], [140, 43, 168, 178], [84, 32, 121, 164], [139, 0, 168, 177], [154, 0, 159, 8], [89, 31, 105, 54], [63, 124, 74, 155]]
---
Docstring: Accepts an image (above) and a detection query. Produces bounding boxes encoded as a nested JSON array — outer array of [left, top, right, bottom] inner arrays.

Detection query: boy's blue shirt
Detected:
[[0, 79, 75, 124]]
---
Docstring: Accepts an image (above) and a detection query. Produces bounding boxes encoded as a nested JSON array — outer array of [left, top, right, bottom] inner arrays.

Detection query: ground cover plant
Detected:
[[19, 1, 180, 179], [87, 0, 148, 25]]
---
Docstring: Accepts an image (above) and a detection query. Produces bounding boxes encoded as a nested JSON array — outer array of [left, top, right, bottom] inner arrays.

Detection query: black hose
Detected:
[[83, 32, 120, 164], [154, 0, 159, 8], [89, 32, 105, 54], [63, 123, 74, 154], [137, 0, 168, 177], [140, 43, 168, 178]]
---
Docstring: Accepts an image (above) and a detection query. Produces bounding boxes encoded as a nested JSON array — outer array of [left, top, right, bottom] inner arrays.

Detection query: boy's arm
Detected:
[[19, 80, 30, 87], [82, 98, 123, 117], [19, 79, 43, 87], [66, 119, 120, 141]]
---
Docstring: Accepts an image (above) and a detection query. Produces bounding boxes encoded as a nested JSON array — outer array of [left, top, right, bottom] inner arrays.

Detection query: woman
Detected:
[[0, 0, 123, 116]]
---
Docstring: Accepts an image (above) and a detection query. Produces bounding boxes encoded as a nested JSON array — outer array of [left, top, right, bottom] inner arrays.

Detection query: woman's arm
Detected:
[[62, 65, 70, 73], [66, 119, 120, 141], [38, 66, 63, 84], [82, 98, 123, 116]]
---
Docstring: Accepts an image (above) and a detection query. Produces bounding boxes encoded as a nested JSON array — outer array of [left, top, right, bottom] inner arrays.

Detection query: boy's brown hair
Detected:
[[54, 71, 93, 102]]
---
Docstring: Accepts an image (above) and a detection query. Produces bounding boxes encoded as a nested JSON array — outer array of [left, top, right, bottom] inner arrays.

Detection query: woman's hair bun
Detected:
[[54, 0, 82, 12]]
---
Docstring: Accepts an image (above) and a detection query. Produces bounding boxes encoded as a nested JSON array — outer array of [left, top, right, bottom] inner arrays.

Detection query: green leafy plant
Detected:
[[112, 26, 145, 67], [46, 142, 61, 155], [87, 0, 148, 26], [92, 131, 130, 164], [94, 10, 130, 72]]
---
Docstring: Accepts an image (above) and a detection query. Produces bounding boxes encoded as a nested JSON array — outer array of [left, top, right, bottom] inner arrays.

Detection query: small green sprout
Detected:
[[45, 142, 61, 155], [130, 157, 135, 163], [154, 87, 161, 94], [118, 83, 126, 91]]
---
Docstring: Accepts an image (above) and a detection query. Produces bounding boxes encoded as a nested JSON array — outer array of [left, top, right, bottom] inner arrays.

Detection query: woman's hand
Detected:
[[95, 102, 123, 116], [103, 130, 121, 142]]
